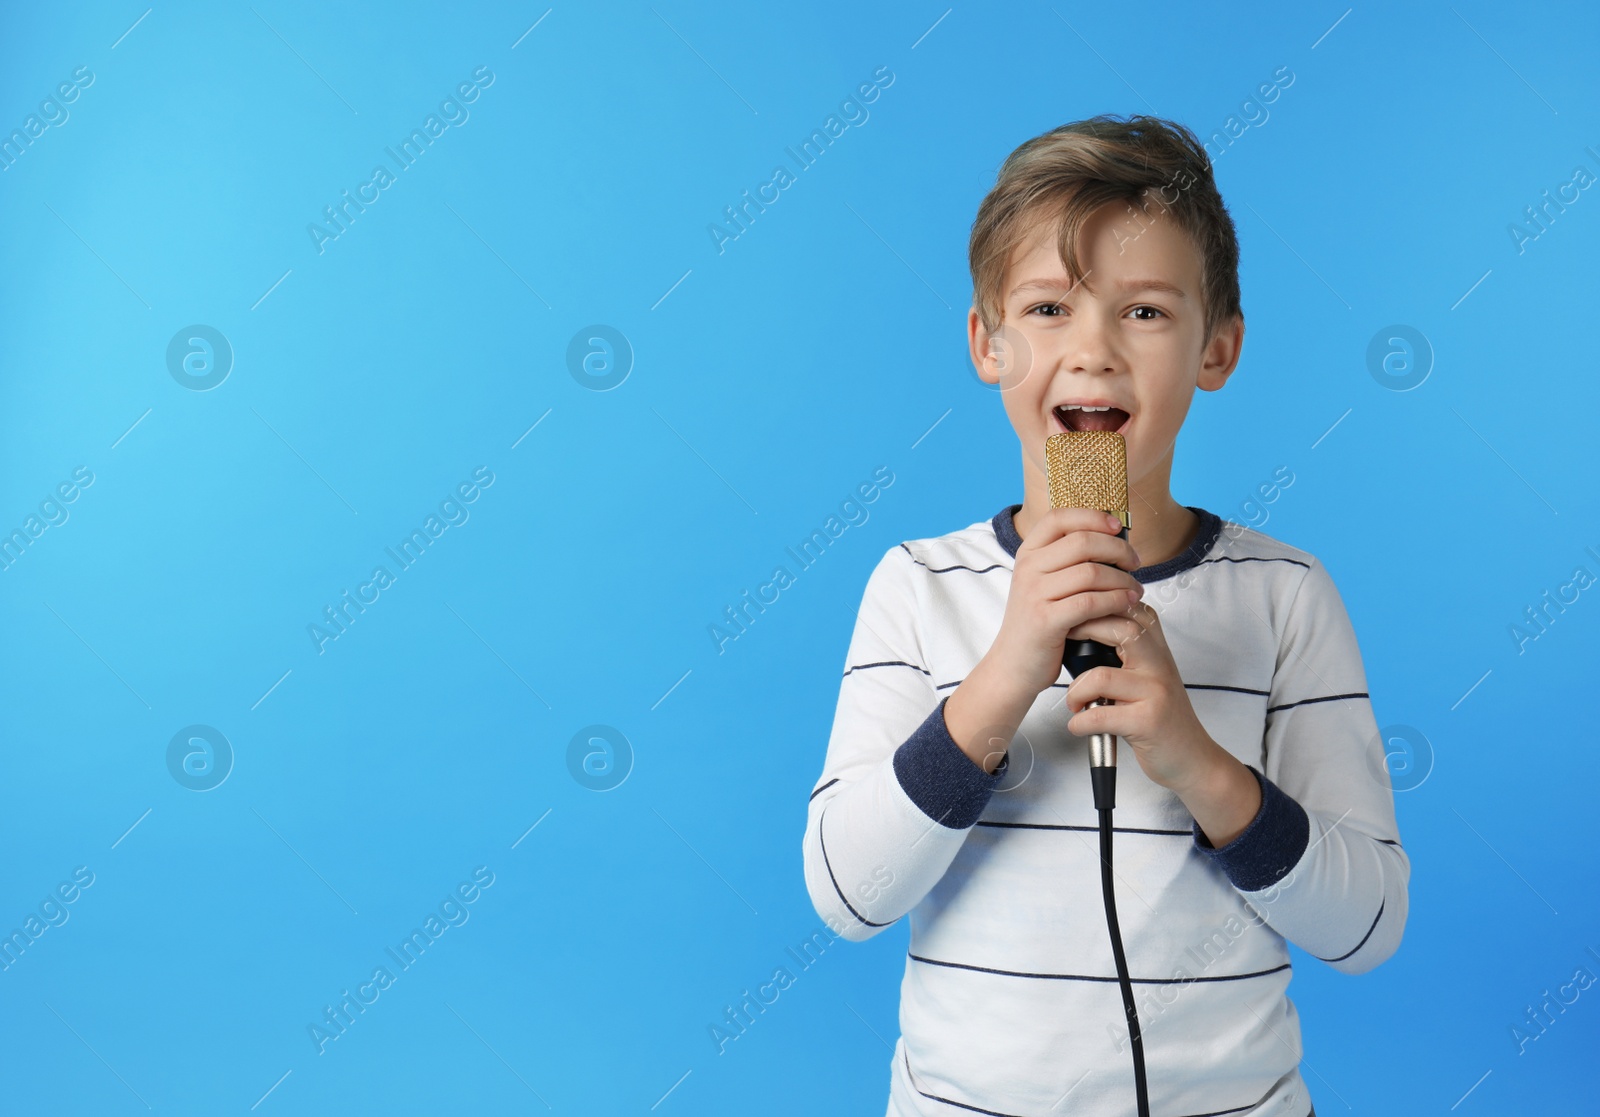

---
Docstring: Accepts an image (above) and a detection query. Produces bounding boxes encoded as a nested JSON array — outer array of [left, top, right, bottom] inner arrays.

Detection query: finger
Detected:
[[1017, 507, 1128, 555], [1130, 601, 1163, 630], [1064, 663, 1149, 713], [1048, 589, 1142, 638], [1027, 528, 1141, 575], [1035, 561, 1143, 603], [1067, 696, 1137, 739], [1064, 614, 1154, 655], [1067, 611, 1153, 645], [1119, 603, 1165, 649]]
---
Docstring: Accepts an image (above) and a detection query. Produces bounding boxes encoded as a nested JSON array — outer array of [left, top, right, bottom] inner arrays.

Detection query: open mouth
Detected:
[[1053, 403, 1131, 434]]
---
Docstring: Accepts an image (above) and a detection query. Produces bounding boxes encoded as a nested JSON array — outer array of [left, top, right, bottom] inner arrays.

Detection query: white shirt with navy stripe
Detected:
[[802, 504, 1407, 1117]]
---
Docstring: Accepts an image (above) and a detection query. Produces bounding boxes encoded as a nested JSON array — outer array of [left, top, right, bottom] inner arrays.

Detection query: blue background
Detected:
[[1, 1, 1596, 1113]]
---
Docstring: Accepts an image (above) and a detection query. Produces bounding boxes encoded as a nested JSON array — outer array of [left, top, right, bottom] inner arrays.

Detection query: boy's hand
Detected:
[[1062, 602, 1260, 842], [986, 507, 1145, 700]]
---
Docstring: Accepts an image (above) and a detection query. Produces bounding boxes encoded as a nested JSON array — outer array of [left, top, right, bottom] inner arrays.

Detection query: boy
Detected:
[[802, 116, 1407, 1117]]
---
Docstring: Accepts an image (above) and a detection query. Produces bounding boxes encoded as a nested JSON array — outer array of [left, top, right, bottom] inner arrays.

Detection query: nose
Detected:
[[1062, 307, 1118, 376]]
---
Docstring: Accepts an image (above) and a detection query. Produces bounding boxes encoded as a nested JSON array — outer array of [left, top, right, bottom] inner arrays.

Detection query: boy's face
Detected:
[[968, 197, 1243, 493]]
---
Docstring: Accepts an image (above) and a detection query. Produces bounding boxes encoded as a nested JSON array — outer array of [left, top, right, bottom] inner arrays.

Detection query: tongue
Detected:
[[1073, 408, 1128, 432]]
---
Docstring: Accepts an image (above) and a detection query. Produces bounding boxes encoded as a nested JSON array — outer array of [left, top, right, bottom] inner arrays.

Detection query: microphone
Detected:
[[1045, 428, 1150, 1117], [1045, 430, 1131, 795]]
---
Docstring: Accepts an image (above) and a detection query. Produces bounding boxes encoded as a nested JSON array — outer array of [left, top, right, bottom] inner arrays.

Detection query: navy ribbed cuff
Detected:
[[892, 696, 1007, 829], [1193, 766, 1310, 891]]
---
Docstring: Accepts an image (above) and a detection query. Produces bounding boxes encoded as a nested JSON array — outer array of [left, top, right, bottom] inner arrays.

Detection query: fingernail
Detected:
[[1127, 589, 1140, 605], [1105, 513, 1121, 530]]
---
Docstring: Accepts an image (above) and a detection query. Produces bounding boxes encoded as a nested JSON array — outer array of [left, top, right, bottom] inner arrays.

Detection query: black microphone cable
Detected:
[[1066, 586, 1151, 1117]]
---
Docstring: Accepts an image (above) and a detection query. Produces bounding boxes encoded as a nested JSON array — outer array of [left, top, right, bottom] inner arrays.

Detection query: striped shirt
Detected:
[[802, 504, 1408, 1117]]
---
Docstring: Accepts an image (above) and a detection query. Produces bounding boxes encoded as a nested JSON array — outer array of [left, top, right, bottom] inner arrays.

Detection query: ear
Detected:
[[969, 306, 1001, 385], [1197, 313, 1244, 392]]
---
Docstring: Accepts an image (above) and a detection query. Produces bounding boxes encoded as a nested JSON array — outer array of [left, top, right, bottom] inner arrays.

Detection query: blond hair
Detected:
[[968, 114, 1242, 340]]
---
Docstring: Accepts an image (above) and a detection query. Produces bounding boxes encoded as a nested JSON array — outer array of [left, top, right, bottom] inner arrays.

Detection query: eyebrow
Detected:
[[1008, 277, 1188, 299]]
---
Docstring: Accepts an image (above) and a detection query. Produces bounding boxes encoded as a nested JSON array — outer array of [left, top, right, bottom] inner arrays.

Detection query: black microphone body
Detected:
[[1062, 522, 1129, 812]]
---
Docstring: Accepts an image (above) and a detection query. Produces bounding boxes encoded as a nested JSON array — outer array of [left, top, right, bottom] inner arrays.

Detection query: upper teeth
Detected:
[[1061, 404, 1112, 411]]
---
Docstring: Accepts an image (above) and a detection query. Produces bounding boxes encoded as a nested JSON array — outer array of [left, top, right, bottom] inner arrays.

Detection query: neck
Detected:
[[1012, 443, 1198, 571]]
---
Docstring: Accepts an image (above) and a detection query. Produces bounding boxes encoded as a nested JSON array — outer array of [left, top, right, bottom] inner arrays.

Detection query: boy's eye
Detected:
[[1128, 305, 1164, 320], [1027, 302, 1064, 317]]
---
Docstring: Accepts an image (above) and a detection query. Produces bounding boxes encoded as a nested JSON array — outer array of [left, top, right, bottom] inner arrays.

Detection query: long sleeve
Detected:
[[801, 545, 1008, 942], [1192, 556, 1410, 974]]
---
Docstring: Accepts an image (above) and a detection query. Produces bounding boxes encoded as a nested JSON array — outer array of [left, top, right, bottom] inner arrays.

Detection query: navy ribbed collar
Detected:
[[991, 503, 1223, 584]]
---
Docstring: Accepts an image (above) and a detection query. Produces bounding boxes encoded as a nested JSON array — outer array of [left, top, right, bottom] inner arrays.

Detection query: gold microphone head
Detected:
[[1046, 431, 1130, 528]]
